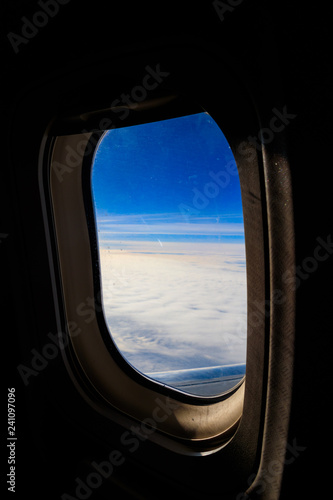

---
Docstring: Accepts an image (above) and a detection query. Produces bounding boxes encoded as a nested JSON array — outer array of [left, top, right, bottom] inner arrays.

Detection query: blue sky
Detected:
[[90, 113, 247, 391], [91, 112, 244, 244]]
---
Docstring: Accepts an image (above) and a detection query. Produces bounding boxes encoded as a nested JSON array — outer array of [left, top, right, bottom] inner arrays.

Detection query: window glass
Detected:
[[91, 112, 247, 396]]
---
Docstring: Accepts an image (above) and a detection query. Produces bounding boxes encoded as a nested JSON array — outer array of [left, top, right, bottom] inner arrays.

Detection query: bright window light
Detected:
[[91, 112, 247, 396]]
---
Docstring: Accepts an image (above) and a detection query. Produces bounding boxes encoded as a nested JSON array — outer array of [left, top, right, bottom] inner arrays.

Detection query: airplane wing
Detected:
[[146, 363, 246, 397]]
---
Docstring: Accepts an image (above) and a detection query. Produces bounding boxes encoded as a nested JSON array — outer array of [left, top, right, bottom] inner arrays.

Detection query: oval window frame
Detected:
[[45, 82, 268, 454]]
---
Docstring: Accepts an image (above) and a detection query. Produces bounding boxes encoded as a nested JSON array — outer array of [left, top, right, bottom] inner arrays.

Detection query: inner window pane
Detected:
[[91, 112, 247, 397]]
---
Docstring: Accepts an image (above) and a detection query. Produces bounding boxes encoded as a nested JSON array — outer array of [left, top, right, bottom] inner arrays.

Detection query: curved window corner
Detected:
[[91, 112, 247, 398]]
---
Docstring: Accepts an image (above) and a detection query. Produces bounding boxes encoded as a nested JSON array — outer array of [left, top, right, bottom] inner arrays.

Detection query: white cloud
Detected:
[[98, 241, 247, 377]]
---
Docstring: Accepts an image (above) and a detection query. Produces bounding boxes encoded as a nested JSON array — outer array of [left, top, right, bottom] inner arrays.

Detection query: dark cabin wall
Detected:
[[1, 1, 332, 498]]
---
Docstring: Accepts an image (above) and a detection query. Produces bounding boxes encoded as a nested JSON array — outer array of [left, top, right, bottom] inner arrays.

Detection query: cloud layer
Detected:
[[98, 240, 247, 378]]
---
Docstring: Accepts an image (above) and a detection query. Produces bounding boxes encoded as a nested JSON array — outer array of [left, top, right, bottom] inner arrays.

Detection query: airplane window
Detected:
[[91, 112, 247, 397]]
